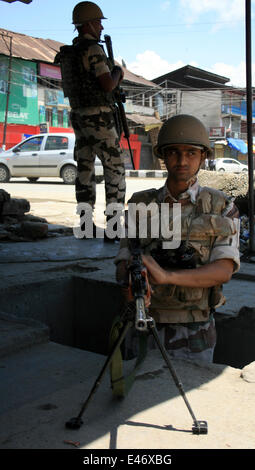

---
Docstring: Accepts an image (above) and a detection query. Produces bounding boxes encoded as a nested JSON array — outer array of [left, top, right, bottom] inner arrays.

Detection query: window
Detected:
[[58, 110, 63, 127], [45, 135, 68, 151], [46, 108, 53, 125], [16, 136, 44, 152]]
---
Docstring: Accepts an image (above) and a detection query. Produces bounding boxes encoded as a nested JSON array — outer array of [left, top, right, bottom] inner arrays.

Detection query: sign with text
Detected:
[[39, 63, 62, 80]]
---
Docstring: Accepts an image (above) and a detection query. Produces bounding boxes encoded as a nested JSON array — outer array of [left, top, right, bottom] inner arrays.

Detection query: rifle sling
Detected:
[[109, 315, 148, 397]]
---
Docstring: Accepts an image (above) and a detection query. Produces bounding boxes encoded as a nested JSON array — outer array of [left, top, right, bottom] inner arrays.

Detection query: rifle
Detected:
[[127, 239, 151, 331], [65, 237, 208, 435], [104, 34, 135, 170]]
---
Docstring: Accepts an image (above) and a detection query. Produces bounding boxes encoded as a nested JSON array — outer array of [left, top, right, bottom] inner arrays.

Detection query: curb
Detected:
[[0, 312, 49, 359], [125, 170, 167, 178]]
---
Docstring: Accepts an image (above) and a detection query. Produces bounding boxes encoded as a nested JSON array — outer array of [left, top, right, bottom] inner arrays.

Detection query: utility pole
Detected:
[[1, 33, 13, 151], [245, 0, 255, 254]]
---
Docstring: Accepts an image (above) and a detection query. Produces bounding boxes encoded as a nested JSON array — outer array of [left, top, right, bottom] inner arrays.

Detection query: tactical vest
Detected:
[[126, 186, 237, 323], [55, 37, 114, 109]]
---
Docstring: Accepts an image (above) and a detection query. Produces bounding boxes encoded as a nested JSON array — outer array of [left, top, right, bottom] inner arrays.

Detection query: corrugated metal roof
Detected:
[[1, 1, 32, 3], [0, 28, 63, 62], [118, 63, 159, 88], [0, 28, 158, 88], [127, 113, 161, 126]]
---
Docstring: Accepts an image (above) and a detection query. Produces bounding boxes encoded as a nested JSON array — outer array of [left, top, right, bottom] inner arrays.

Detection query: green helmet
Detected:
[[72, 2, 107, 24], [154, 114, 212, 158]]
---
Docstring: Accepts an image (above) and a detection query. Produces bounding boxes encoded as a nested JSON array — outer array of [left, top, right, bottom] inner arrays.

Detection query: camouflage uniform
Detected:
[[115, 180, 240, 362], [69, 33, 126, 209]]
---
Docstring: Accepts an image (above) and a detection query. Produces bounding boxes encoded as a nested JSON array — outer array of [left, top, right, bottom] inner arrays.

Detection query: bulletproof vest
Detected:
[[55, 38, 114, 109], [125, 186, 238, 323]]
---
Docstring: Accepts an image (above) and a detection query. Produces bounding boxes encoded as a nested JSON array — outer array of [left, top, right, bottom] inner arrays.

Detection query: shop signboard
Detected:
[[0, 56, 38, 125]]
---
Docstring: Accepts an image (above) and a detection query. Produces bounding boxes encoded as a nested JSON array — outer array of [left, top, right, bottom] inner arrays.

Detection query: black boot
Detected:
[[80, 211, 97, 239]]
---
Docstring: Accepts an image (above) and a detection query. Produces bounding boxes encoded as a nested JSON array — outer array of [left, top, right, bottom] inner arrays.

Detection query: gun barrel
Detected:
[[135, 297, 148, 331]]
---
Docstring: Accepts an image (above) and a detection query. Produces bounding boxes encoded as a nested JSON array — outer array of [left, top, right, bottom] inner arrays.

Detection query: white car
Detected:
[[0, 133, 104, 184], [215, 158, 248, 173]]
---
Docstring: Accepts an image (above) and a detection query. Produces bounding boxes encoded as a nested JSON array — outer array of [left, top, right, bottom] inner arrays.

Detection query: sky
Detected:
[[1, 0, 255, 87]]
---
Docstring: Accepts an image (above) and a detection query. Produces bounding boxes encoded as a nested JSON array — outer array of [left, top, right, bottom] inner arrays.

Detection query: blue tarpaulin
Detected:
[[227, 138, 247, 154]]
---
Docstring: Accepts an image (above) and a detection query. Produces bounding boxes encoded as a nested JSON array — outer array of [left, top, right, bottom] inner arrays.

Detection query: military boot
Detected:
[[80, 210, 98, 239]]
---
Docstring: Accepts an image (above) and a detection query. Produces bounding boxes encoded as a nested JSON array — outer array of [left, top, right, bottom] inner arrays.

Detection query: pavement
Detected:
[[0, 234, 255, 451], [0, 200, 255, 450]]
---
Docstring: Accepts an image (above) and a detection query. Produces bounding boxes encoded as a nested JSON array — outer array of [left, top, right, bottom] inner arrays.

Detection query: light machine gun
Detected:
[[65, 240, 208, 435], [104, 34, 135, 170]]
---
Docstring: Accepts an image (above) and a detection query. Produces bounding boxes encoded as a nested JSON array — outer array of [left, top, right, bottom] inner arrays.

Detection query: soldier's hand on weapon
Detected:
[[116, 258, 151, 307], [128, 257, 152, 308], [142, 255, 171, 286]]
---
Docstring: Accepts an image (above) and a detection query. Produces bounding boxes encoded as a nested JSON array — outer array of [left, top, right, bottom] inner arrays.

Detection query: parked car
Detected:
[[215, 158, 248, 173], [0, 133, 104, 184]]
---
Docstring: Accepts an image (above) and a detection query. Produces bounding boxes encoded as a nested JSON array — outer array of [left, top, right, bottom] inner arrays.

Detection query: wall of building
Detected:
[[0, 55, 38, 127], [0, 55, 73, 148], [180, 90, 222, 130]]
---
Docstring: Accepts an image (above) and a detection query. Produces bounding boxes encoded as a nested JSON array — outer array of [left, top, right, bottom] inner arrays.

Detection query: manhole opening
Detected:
[[0, 277, 254, 368]]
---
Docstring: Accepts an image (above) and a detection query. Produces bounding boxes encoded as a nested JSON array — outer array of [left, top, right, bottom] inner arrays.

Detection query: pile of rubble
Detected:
[[198, 169, 249, 199], [0, 189, 72, 242]]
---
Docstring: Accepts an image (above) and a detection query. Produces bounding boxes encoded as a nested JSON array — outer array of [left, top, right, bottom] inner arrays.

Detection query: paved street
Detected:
[[1, 176, 165, 229]]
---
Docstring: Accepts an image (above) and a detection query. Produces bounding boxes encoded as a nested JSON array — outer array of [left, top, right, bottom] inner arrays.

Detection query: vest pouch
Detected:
[[150, 284, 176, 308], [184, 214, 237, 240], [175, 286, 204, 303], [209, 285, 226, 309]]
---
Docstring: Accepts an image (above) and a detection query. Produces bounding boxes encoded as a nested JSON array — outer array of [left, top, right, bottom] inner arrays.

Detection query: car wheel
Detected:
[[0, 164, 10, 182], [61, 165, 77, 184], [218, 168, 225, 172], [242, 168, 248, 172], [27, 177, 39, 183]]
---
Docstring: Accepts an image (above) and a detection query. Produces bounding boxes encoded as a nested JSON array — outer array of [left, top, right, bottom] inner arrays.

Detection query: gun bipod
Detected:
[[65, 313, 208, 435]]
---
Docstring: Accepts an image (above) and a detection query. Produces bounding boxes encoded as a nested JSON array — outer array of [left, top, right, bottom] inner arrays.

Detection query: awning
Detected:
[[126, 113, 161, 127], [227, 138, 247, 154]]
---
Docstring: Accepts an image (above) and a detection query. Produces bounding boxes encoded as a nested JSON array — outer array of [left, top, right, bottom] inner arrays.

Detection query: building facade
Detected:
[[152, 65, 254, 163]]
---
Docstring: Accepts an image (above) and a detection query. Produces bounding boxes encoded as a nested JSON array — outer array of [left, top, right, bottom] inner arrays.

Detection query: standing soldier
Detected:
[[57, 2, 125, 240], [115, 115, 240, 363]]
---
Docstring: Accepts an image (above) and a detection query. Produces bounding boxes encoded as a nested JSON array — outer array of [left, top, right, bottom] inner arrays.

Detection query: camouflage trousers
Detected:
[[123, 311, 216, 363], [70, 108, 126, 209]]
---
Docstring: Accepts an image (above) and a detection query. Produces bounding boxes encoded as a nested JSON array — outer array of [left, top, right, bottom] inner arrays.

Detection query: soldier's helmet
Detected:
[[72, 2, 107, 24], [154, 114, 212, 158]]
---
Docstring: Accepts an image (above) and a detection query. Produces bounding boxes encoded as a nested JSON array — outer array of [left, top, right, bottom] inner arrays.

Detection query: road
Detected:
[[1, 177, 165, 228]]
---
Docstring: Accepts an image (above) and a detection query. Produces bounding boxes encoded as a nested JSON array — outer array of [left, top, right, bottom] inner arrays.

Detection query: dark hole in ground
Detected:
[[0, 276, 254, 369]]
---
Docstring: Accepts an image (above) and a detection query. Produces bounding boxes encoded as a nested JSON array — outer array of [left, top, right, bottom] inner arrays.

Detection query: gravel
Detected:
[[198, 169, 250, 199]]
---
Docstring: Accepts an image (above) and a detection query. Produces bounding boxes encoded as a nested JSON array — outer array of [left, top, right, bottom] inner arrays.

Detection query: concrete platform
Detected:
[[0, 235, 255, 450], [1, 341, 255, 450]]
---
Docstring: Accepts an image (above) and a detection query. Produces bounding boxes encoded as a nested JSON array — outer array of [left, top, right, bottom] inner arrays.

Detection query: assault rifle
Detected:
[[104, 34, 135, 170], [127, 239, 151, 331], [65, 238, 208, 435]]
